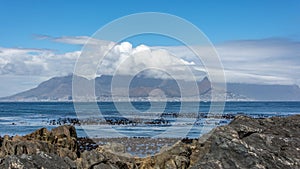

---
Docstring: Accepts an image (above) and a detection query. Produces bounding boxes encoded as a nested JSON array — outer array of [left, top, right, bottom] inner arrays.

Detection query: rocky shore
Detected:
[[0, 115, 299, 169]]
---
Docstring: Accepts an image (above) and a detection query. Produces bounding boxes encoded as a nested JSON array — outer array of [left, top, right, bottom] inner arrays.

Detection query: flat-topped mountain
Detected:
[[1, 74, 300, 101], [0, 75, 212, 101]]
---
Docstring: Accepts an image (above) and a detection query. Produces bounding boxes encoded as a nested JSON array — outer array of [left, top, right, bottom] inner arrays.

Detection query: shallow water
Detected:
[[0, 101, 299, 138]]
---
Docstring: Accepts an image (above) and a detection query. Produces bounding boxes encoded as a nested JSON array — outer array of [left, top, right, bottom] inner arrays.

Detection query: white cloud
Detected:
[[0, 47, 79, 76], [0, 46, 82, 96], [1, 38, 299, 85], [158, 38, 300, 85], [1, 36, 299, 97], [0, 41, 202, 96], [90, 42, 202, 80]]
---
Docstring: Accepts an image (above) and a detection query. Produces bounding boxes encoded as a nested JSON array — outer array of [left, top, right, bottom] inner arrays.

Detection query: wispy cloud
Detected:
[[0, 47, 52, 56], [218, 38, 300, 85], [159, 38, 300, 85], [34, 34, 114, 46]]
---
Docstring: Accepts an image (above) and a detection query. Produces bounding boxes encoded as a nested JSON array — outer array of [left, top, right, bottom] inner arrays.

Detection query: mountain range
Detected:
[[1, 75, 300, 101]]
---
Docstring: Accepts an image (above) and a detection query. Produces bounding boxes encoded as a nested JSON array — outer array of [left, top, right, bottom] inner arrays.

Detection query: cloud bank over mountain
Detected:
[[0, 35, 299, 97]]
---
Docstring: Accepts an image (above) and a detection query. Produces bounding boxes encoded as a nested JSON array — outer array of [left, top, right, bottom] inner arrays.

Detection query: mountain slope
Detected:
[[1, 76, 75, 100], [1, 75, 300, 101], [0, 75, 212, 101]]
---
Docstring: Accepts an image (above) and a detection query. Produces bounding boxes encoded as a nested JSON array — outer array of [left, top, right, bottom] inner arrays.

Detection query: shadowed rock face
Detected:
[[0, 115, 299, 169]]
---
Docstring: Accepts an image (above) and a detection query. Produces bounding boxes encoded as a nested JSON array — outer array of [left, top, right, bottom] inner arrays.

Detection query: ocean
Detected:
[[0, 101, 299, 138]]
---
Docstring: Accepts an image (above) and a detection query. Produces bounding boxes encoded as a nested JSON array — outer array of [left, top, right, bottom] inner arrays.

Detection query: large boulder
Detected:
[[190, 115, 300, 169]]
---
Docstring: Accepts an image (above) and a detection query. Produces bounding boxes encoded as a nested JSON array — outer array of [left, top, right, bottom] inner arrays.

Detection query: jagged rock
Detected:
[[76, 149, 106, 169], [76, 147, 134, 169], [134, 141, 192, 169], [0, 125, 78, 160], [190, 115, 300, 169]]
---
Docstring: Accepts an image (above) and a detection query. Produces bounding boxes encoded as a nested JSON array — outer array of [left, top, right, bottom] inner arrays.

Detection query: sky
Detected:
[[0, 0, 300, 97]]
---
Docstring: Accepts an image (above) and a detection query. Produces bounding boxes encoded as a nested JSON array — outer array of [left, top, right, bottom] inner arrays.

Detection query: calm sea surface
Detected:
[[0, 102, 299, 138]]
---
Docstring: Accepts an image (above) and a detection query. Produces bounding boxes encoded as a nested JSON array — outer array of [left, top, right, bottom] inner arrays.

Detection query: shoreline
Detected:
[[0, 115, 299, 168]]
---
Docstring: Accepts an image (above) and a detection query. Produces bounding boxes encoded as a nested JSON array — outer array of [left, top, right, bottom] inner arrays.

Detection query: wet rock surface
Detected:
[[0, 115, 299, 169]]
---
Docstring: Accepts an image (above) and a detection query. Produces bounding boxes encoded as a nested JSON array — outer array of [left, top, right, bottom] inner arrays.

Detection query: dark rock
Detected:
[[64, 156, 77, 169], [135, 141, 192, 169], [77, 149, 106, 169], [77, 137, 98, 152], [190, 115, 300, 169], [0, 152, 74, 169], [76, 146, 134, 169], [0, 125, 78, 160]]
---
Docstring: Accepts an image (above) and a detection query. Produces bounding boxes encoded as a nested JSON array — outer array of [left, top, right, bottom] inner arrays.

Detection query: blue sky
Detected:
[[0, 1, 300, 97], [1, 1, 299, 50]]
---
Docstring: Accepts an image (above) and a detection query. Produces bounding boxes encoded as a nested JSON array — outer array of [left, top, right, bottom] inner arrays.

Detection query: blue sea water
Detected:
[[0, 102, 299, 138]]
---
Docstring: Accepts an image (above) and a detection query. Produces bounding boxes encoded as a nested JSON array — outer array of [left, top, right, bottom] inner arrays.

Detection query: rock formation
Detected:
[[190, 115, 300, 169], [0, 125, 78, 161], [0, 115, 299, 169]]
